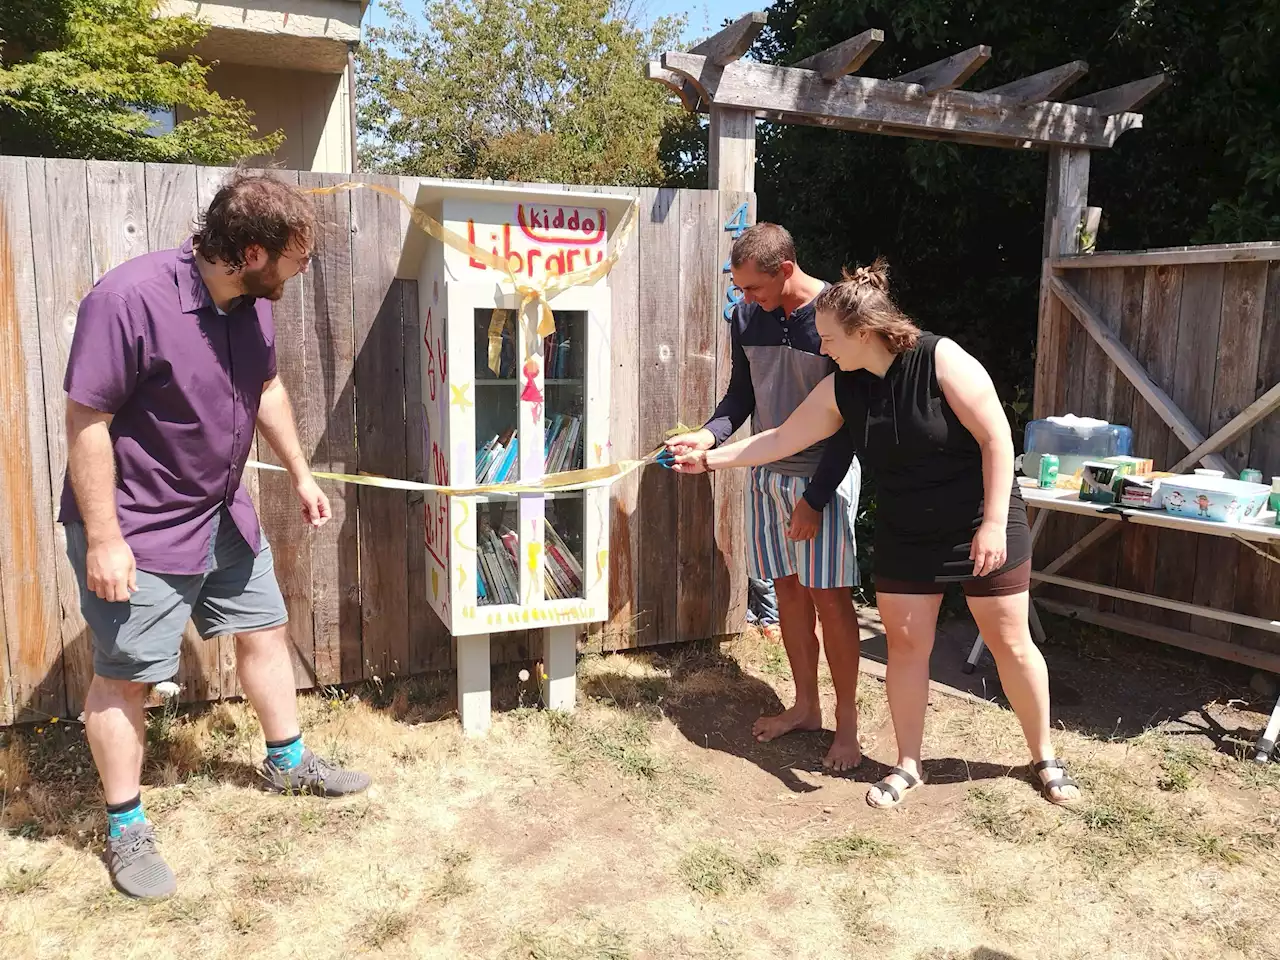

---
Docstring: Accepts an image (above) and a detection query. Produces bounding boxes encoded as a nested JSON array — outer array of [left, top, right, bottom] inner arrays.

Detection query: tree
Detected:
[[0, 0, 283, 162], [737, 0, 1280, 403], [357, 0, 694, 185]]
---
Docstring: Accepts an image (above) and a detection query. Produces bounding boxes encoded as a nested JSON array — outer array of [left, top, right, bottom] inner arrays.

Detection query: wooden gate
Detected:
[[1034, 233, 1280, 662]]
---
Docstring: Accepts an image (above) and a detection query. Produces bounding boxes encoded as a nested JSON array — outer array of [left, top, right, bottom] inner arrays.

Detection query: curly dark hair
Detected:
[[192, 170, 317, 270]]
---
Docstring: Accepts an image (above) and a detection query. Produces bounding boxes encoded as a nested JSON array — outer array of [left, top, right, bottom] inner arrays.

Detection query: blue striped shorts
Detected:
[[746, 464, 860, 590]]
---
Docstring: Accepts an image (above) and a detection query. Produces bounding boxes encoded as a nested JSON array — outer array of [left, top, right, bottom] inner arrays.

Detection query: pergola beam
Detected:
[[894, 44, 992, 93], [755, 108, 1040, 151], [985, 61, 1089, 104], [660, 52, 1144, 150], [793, 29, 884, 81], [688, 11, 768, 66], [661, 51, 725, 107], [646, 63, 702, 111], [1069, 74, 1168, 116]]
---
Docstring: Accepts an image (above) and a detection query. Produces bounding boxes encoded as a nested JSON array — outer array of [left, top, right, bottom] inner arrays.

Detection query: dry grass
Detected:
[[3, 629, 1280, 960]]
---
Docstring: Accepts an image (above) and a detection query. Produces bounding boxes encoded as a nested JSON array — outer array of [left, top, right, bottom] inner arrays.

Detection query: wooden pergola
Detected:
[[648, 11, 1184, 446]]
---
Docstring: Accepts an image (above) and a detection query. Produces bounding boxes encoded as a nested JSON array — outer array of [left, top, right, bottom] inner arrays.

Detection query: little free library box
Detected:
[[395, 181, 637, 732]]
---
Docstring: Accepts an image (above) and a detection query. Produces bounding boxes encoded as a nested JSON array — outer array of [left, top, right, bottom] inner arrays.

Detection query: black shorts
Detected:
[[875, 558, 1031, 597], [873, 487, 1033, 595]]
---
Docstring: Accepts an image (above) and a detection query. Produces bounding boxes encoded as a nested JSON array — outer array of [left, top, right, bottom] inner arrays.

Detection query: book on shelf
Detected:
[[475, 428, 519, 485], [543, 413, 582, 473], [475, 519, 585, 605], [477, 523, 520, 606], [543, 333, 573, 380]]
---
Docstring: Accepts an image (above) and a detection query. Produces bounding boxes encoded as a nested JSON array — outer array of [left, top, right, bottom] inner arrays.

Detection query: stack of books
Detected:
[[543, 521, 583, 600], [476, 521, 519, 605], [476, 519, 584, 606], [543, 332, 573, 379], [476, 429, 519, 484], [544, 414, 582, 473]]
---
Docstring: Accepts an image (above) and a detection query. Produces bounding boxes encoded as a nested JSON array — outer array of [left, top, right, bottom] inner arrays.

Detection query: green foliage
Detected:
[[0, 0, 282, 162], [729, 0, 1280, 402], [356, 0, 697, 185]]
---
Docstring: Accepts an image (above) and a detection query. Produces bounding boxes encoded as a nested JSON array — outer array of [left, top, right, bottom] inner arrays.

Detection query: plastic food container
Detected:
[[1022, 416, 1134, 481], [1159, 475, 1270, 524]]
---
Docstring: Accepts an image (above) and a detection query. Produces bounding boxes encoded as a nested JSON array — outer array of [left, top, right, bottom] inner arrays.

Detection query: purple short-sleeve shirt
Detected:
[[58, 238, 277, 575]]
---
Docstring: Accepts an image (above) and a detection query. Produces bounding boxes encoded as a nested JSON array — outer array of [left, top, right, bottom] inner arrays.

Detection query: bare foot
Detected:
[[752, 704, 822, 743], [823, 726, 863, 773]]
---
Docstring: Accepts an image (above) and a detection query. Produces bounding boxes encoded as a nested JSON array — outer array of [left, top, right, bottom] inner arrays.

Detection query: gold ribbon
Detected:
[[249, 450, 655, 496], [248, 425, 697, 497], [303, 181, 641, 374]]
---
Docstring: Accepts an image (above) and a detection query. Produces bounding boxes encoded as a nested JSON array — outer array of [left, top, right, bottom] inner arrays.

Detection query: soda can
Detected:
[[1240, 468, 1263, 484], [1038, 454, 1059, 489]]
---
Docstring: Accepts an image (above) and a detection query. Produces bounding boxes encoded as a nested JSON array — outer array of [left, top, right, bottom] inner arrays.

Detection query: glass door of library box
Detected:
[[471, 306, 589, 607]]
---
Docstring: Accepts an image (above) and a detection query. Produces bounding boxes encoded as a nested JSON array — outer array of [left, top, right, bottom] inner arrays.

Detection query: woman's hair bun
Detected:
[[839, 256, 890, 293]]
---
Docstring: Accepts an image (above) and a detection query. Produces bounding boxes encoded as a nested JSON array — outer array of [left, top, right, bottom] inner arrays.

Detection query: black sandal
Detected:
[[1031, 758, 1081, 807], [866, 766, 922, 809]]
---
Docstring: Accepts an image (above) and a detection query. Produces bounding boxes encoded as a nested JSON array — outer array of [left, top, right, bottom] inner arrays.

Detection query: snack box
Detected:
[[1116, 476, 1160, 509], [1103, 455, 1155, 476], [1079, 461, 1121, 504]]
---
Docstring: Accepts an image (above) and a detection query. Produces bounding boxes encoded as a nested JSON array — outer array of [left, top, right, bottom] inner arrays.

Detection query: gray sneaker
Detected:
[[258, 747, 371, 797], [106, 822, 177, 900]]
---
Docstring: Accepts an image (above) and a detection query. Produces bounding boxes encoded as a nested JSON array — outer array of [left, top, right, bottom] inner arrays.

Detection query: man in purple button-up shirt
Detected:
[[61, 172, 370, 900]]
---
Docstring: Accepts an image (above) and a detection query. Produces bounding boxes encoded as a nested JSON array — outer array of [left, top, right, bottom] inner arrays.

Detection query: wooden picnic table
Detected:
[[964, 481, 1280, 762]]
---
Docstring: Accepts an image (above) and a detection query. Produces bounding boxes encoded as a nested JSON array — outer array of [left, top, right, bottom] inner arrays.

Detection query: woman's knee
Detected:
[[969, 596, 1038, 661]]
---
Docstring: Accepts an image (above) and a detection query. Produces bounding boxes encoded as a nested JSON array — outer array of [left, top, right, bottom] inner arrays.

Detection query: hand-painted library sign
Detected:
[[464, 203, 610, 280]]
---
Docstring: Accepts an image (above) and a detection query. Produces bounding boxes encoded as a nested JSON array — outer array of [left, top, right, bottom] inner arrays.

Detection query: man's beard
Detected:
[[241, 264, 287, 300]]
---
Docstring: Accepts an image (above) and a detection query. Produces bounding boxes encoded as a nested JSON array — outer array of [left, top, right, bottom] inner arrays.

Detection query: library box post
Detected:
[[396, 182, 635, 733]]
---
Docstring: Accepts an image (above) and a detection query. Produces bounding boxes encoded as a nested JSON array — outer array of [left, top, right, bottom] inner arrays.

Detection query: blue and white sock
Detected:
[[265, 733, 306, 772], [106, 795, 147, 838]]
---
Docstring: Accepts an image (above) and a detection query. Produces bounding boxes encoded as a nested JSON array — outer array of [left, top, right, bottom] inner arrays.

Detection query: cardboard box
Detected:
[[1080, 461, 1120, 503], [1103, 455, 1155, 477], [1116, 476, 1159, 509]]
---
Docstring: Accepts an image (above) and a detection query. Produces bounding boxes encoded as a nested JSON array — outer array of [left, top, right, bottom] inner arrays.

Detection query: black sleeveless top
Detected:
[[832, 332, 1029, 582]]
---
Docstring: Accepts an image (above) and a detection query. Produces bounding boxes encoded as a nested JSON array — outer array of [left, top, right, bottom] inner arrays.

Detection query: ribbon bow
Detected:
[[303, 180, 640, 375]]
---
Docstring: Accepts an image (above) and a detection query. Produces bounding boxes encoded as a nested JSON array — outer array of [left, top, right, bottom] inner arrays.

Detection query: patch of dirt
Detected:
[[3, 614, 1279, 960]]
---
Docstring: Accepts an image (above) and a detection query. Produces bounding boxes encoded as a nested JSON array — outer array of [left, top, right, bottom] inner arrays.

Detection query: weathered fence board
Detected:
[[635, 187, 683, 648], [1235, 262, 1280, 649], [304, 171, 361, 686], [352, 176, 412, 681], [676, 189, 721, 644], [0, 156, 62, 723], [712, 191, 753, 636], [1037, 247, 1280, 657], [0, 160, 749, 721], [28, 158, 93, 719]]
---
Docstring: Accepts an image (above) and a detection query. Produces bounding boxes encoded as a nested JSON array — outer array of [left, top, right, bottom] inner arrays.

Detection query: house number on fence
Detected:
[[722, 201, 750, 319]]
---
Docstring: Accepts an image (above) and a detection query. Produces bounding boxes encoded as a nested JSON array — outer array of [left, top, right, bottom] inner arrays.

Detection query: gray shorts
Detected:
[[65, 511, 288, 684]]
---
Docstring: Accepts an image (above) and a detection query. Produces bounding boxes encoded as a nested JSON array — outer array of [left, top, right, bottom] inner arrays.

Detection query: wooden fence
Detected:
[[1035, 243, 1280, 657], [0, 157, 752, 724]]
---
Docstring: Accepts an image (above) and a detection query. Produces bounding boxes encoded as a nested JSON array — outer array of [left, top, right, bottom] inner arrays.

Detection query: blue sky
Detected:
[[362, 0, 759, 45]]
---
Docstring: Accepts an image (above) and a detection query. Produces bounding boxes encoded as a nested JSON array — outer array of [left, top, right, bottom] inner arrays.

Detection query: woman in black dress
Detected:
[[672, 259, 1081, 809]]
